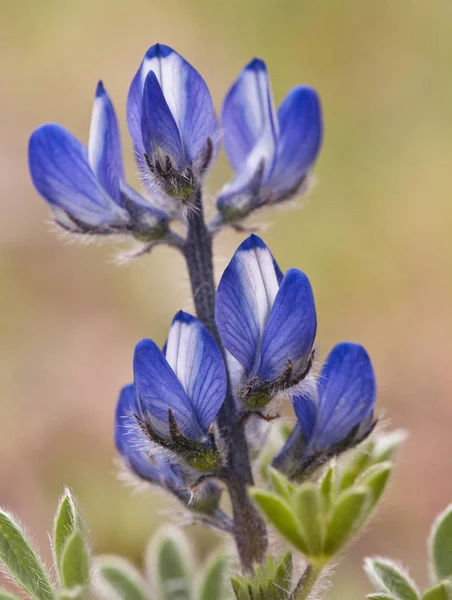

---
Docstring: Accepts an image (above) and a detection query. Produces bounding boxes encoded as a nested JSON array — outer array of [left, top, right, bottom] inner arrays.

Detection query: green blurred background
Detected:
[[1, 0, 452, 596]]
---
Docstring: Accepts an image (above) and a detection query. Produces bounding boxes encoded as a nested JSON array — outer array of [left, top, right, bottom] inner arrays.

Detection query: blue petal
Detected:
[[29, 124, 128, 228], [141, 71, 183, 168], [222, 58, 278, 172], [115, 384, 161, 482], [215, 234, 283, 373], [220, 59, 278, 202], [268, 86, 323, 196], [133, 338, 204, 440], [88, 81, 124, 203], [127, 44, 218, 165], [257, 268, 317, 381], [165, 311, 227, 431], [292, 390, 317, 444], [310, 342, 376, 452]]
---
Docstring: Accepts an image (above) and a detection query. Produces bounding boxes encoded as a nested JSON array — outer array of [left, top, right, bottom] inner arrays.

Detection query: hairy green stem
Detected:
[[290, 564, 322, 600], [183, 191, 268, 570]]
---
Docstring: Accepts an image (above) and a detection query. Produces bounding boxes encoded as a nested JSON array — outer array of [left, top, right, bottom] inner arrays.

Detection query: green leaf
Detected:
[[367, 595, 398, 600], [430, 504, 452, 580], [295, 483, 325, 556], [54, 489, 82, 574], [250, 489, 308, 554], [339, 440, 375, 490], [364, 558, 419, 600], [0, 509, 55, 600], [146, 526, 193, 600], [198, 555, 229, 600], [324, 487, 369, 556], [57, 587, 87, 600], [0, 589, 22, 600], [60, 531, 90, 589], [423, 582, 452, 600], [372, 429, 408, 462], [320, 462, 337, 513], [268, 468, 294, 502], [357, 462, 392, 514], [96, 555, 150, 600], [230, 577, 247, 600]]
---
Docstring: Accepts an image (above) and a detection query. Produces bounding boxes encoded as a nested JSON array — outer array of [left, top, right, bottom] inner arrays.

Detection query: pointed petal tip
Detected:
[[172, 310, 196, 325], [239, 233, 268, 252], [96, 80, 105, 97], [246, 57, 267, 72], [145, 42, 174, 60]]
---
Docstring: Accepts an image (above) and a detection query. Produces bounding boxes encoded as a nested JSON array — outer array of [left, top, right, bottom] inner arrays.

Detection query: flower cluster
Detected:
[[29, 42, 377, 550], [114, 235, 376, 509], [28, 43, 322, 242]]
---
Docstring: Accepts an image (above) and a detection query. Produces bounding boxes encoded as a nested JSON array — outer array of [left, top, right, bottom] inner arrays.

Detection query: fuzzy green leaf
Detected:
[[339, 440, 375, 490], [198, 555, 228, 600], [54, 489, 82, 574], [372, 430, 408, 462], [0, 510, 55, 600], [364, 558, 419, 600], [320, 463, 337, 513], [60, 531, 89, 589], [96, 555, 150, 600], [146, 526, 193, 600], [250, 489, 308, 554], [268, 468, 294, 502], [324, 487, 369, 556], [430, 504, 452, 580], [57, 587, 87, 600], [423, 582, 452, 600], [295, 483, 325, 556], [367, 595, 398, 600], [357, 462, 392, 514]]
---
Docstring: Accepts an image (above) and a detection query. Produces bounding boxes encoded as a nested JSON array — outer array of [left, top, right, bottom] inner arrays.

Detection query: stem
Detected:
[[290, 564, 322, 600], [183, 191, 268, 570]]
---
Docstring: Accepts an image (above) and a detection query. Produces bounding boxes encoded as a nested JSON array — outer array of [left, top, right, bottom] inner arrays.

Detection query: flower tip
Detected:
[[247, 57, 267, 72], [95, 80, 106, 97], [145, 42, 173, 60]]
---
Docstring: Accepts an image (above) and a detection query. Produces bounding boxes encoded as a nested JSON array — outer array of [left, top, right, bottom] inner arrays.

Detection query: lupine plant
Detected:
[[0, 43, 442, 600]]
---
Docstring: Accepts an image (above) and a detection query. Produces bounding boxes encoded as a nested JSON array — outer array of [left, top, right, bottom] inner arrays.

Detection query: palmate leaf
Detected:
[[323, 487, 369, 556], [0, 510, 55, 600]]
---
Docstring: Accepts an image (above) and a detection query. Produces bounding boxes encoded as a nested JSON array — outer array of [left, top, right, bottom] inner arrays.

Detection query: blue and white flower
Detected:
[[273, 342, 377, 478], [115, 384, 222, 511], [29, 82, 169, 237], [215, 234, 317, 408], [133, 311, 227, 470], [127, 44, 219, 202], [217, 59, 322, 220]]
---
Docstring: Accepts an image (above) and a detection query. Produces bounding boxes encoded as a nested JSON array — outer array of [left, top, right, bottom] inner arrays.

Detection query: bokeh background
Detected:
[[2, 0, 452, 596]]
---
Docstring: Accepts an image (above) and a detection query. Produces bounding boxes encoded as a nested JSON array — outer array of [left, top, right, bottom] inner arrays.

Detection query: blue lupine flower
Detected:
[[115, 384, 222, 511], [215, 234, 317, 408], [127, 44, 219, 202], [217, 59, 322, 220], [133, 311, 226, 468], [273, 342, 377, 478], [29, 82, 169, 237]]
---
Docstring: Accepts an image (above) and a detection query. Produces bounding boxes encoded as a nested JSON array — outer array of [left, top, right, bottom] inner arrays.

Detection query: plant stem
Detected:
[[183, 191, 268, 571], [290, 564, 322, 600]]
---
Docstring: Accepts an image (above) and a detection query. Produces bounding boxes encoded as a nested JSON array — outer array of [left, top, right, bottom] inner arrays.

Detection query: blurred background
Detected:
[[1, 0, 452, 596]]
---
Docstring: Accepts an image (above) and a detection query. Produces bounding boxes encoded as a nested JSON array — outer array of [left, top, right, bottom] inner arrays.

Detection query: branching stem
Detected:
[[183, 190, 268, 570]]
